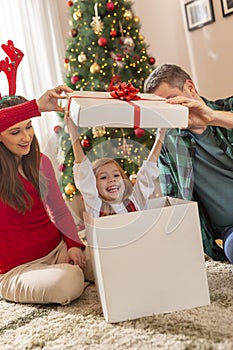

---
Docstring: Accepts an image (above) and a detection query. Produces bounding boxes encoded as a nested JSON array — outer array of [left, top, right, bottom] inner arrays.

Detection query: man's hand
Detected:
[[166, 96, 214, 128], [66, 247, 86, 270], [36, 85, 73, 113]]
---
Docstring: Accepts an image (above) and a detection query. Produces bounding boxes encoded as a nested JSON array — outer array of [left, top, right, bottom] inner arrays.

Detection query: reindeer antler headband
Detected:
[[0, 40, 24, 100]]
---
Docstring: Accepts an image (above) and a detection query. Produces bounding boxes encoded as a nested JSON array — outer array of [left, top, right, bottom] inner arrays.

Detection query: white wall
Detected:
[[181, 0, 233, 99], [132, 0, 192, 73], [132, 0, 233, 99]]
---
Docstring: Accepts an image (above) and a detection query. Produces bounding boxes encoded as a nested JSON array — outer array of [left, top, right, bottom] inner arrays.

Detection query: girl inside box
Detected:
[[65, 112, 166, 218]]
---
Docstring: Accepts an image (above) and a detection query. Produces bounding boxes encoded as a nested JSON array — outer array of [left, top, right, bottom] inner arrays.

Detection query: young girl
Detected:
[[0, 89, 88, 305], [65, 112, 166, 218]]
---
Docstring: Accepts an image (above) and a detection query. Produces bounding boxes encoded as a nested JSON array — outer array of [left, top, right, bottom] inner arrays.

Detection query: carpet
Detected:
[[0, 259, 233, 350]]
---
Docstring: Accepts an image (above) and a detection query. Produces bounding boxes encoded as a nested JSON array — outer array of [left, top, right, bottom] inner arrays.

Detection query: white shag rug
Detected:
[[0, 259, 233, 350]]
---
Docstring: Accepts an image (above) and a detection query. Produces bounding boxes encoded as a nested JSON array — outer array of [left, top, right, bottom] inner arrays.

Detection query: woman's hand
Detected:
[[36, 85, 73, 113], [66, 247, 86, 270]]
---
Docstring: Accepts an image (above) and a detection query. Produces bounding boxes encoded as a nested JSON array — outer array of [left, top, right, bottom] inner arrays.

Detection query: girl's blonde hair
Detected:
[[92, 158, 133, 216]]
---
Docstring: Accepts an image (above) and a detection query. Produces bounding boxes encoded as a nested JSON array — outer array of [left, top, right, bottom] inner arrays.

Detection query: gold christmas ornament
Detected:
[[123, 35, 135, 54], [65, 183, 76, 195], [91, 3, 104, 34], [129, 174, 137, 185], [78, 52, 87, 63], [73, 9, 82, 21], [92, 127, 106, 138], [123, 9, 133, 21], [134, 16, 140, 24], [91, 18, 104, 35], [139, 34, 144, 42], [90, 62, 100, 74]]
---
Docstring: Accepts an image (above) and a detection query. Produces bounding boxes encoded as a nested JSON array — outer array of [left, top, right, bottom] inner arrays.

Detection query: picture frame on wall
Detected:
[[185, 0, 215, 31], [221, 0, 233, 17]]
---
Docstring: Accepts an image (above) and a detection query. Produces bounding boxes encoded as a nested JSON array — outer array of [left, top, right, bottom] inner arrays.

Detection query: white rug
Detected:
[[0, 259, 233, 350]]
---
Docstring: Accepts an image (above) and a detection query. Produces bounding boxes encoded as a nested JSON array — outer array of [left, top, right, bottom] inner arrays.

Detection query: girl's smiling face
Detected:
[[0, 119, 34, 159], [95, 162, 125, 202]]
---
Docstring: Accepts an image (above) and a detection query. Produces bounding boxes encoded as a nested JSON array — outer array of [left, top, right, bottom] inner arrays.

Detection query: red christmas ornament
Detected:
[[69, 29, 78, 37], [58, 164, 66, 172], [67, 1, 73, 6], [115, 53, 123, 61], [98, 37, 108, 47], [70, 75, 79, 84], [110, 30, 117, 38], [64, 57, 69, 63], [53, 125, 62, 134], [134, 128, 145, 137], [81, 137, 91, 148], [133, 55, 140, 62], [148, 57, 156, 65], [106, 1, 115, 12]]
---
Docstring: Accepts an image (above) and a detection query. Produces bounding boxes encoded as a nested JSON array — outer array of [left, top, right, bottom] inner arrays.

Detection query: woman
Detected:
[[0, 87, 88, 305]]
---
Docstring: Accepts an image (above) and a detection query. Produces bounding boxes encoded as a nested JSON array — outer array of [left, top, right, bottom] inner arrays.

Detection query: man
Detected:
[[144, 64, 233, 261]]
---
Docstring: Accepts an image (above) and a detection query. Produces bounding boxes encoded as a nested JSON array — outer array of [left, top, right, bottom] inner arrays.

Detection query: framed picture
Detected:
[[185, 0, 215, 31], [221, 0, 233, 17]]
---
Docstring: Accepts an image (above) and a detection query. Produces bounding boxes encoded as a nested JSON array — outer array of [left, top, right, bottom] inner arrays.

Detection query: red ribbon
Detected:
[[109, 82, 141, 128], [110, 82, 140, 101]]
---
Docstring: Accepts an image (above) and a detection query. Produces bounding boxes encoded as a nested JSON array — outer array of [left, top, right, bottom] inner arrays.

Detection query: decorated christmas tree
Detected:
[[56, 0, 156, 201]]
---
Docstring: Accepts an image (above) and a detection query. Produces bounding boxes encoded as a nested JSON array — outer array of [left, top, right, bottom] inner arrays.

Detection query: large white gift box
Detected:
[[67, 91, 188, 128], [84, 196, 210, 323]]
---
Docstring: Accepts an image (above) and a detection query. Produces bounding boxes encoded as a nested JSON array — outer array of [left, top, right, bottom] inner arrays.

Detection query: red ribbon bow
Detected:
[[110, 82, 140, 101]]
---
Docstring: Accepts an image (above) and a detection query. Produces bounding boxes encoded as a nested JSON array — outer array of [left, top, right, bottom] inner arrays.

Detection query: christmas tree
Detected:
[[56, 0, 156, 200]]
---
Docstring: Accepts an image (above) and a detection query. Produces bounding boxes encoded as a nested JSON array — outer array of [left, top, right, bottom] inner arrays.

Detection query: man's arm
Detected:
[[166, 96, 233, 129]]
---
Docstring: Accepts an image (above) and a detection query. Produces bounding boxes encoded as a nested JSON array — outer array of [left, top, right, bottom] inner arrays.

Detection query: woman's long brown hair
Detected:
[[0, 96, 47, 213]]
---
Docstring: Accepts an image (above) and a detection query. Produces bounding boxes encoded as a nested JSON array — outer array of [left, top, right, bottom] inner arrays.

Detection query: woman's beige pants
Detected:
[[0, 241, 93, 305]]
